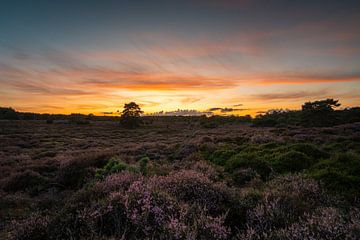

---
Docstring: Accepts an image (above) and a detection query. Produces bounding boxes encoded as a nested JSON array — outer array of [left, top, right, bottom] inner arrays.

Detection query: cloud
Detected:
[[233, 103, 243, 107], [250, 72, 360, 85], [251, 90, 329, 101], [207, 107, 250, 113], [208, 107, 222, 111], [147, 109, 211, 116]]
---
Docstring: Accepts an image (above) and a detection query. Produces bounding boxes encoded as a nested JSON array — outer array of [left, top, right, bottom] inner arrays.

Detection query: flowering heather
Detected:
[[155, 170, 231, 214], [97, 171, 142, 192], [1, 120, 359, 239], [239, 174, 327, 238], [9, 212, 50, 240], [271, 207, 360, 239]]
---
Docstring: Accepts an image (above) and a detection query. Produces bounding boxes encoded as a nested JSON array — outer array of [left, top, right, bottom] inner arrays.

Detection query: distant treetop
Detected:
[[302, 99, 341, 112]]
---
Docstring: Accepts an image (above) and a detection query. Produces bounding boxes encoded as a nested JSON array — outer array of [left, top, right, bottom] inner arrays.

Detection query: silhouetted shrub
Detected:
[[69, 113, 90, 125], [200, 119, 219, 129], [0, 107, 19, 120], [45, 119, 53, 124]]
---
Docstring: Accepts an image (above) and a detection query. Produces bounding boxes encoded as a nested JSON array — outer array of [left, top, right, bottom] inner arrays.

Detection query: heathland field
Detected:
[[1, 119, 360, 239]]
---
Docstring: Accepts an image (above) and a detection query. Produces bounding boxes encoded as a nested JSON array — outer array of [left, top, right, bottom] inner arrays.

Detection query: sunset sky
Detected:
[[1, 0, 360, 116]]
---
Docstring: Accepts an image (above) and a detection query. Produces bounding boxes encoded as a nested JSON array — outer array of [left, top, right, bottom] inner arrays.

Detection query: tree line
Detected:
[[1, 99, 360, 128]]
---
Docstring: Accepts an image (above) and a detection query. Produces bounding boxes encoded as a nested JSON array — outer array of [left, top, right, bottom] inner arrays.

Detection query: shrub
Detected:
[[272, 207, 360, 240], [308, 152, 360, 199], [98, 171, 141, 193], [95, 157, 129, 179], [210, 148, 237, 166], [138, 156, 149, 175], [68, 114, 90, 125], [230, 168, 259, 186], [156, 170, 231, 214], [2, 170, 48, 193], [56, 152, 111, 188], [287, 143, 329, 159], [10, 212, 50, 240], [225, 153, 273, 180], [241, 174, 327, 238], [272, 150, 313, 173], [200, 120, 219, 129]]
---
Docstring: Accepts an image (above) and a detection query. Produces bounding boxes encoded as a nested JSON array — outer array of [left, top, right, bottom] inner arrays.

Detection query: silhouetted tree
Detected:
[[120, 102, 143, 128], [0, 107, 19, 120], [302, 99, 340, 112], [301, 99, 341, 126]]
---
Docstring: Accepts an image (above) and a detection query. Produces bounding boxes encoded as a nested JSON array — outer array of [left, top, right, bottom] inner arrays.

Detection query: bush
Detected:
[[139, 156, 149, 175], [56, 152, 111, 188], [210, 148, 237, 166], [272, 151, 313, 173], [225, 153, 273, 180], [68, 114, 90, 125], [95, 157, 129, 179], [230, 168, 259, 186], [308, 152, 360, 199], [287, 143, 329, 159], [10, 212, 50, 240], [156, 170, 232, 215], [46, 119, 53, 124], [273, 207, 360, 240], [240, 174, 327, 238], [2, 170, 48, 193], [45, 170, 231, 239]]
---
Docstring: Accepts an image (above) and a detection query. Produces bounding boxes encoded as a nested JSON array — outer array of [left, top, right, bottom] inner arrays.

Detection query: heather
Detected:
[[1, 118, 360, 239]]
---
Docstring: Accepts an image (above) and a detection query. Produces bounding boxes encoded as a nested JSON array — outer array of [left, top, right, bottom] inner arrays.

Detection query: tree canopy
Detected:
[[302, 99, 341, 112], [120, 102, 143, 128]]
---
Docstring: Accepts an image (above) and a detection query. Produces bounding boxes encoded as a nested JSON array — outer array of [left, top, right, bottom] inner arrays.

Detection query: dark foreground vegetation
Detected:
[[1, 100, 360, 239]]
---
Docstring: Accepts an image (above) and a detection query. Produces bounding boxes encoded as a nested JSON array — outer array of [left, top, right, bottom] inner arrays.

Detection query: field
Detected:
[[1, 119, 360, 239]]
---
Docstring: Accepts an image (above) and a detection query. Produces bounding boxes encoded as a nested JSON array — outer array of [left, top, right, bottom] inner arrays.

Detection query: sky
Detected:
[[1, 0, 360, 116]]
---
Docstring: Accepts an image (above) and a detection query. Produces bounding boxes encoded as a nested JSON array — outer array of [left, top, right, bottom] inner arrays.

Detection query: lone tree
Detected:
[[120, 102, 143, 128], [302, 99, 341, 112], [301, 99, 341, 126]]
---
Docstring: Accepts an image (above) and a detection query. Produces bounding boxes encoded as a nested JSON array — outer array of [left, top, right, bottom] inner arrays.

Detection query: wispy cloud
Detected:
[[251, 90, 329, 101]]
